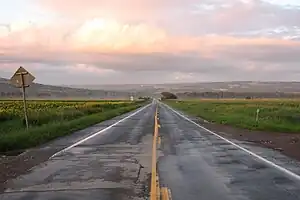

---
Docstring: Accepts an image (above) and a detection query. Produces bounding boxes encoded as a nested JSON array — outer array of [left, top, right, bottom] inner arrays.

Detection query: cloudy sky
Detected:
[[1, 0, 300, 85]]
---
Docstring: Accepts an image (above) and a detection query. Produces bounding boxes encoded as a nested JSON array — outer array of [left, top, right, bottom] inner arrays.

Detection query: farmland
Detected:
[[0, 100, 145, 153], [166, 99, 300, 133]]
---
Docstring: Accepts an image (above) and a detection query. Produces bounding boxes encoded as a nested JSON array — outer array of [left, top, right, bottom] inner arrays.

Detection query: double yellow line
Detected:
[[150, 105, 171, 200]]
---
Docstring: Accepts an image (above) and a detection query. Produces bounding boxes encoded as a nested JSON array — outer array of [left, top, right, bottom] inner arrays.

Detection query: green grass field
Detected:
[[0, 100, 145, 153], [166, 99, 300, 133]]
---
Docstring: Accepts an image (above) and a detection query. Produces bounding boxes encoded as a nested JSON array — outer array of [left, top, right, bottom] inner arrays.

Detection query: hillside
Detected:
[[69, 81, 300, 99], [0, 78, 130, 99], [4, 78, 300, 99], [69, 81, 300, 93]]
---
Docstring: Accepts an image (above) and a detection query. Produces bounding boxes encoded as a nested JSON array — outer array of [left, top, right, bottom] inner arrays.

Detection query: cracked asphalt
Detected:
[[2, 101, 300, 200]]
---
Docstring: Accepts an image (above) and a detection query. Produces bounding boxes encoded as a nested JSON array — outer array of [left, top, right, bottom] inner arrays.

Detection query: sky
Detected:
[[1, 0, 300, 85]]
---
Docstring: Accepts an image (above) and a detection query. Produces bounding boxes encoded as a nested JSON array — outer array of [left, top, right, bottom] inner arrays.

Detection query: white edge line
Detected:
[[50, 104, 151, 159], [162, 103, 300, 181]]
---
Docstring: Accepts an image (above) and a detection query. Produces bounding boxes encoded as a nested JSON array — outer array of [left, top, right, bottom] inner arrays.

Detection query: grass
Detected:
[[0, 100, 146, 153], [166, 99, 300, 133]]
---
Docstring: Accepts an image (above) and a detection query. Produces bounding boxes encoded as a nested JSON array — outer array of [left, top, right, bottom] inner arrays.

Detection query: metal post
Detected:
[[20, 74, 29, 130]]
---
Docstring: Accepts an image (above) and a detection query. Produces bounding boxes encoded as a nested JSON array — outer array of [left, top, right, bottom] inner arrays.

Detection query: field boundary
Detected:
[[162, 102, 300, 182]]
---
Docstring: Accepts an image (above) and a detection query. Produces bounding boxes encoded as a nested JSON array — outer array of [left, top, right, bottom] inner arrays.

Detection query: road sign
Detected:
[[10, 66, 35, 130], [10, 66, 35, 88]]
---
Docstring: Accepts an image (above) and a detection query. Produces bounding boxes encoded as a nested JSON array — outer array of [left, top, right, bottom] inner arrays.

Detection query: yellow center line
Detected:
[[150, 104, 172, 200], [151, 105, 159, 200], [161, 187, 170, 200]]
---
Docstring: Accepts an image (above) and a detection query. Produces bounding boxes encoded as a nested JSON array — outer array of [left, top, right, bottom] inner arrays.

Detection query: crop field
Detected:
[[167, 99, 300, 133], [0, 100, 134, 130], [0, 100, 145, 153]]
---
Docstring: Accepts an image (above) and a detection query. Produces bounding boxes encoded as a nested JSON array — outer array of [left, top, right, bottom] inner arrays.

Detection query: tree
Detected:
[[138, 96, 148, 99], [161, 92, 178, 100]]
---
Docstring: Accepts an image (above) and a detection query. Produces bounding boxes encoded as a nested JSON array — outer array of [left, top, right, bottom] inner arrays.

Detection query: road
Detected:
[[1, 101, 300, 200], [1, 103, 156, 200]]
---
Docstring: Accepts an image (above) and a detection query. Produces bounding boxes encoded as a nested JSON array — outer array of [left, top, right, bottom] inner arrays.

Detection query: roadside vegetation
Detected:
[[166, 99, 300, 133], [0, 100, 146, 153], [161, 92, 178, 100]]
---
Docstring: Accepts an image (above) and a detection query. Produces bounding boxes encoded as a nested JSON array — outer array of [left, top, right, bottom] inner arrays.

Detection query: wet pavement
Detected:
[[158, 103, 300, 200], [0, 103, 156, 200], [2, 101, 300, 200]]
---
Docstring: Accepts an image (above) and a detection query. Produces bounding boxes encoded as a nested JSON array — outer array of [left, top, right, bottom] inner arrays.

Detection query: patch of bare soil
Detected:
[[0, 149, 57, 193], [196, 119, 300, 161]]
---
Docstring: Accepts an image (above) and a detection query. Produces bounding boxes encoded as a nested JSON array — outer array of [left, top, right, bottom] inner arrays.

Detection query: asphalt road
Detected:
[[2, 101, 300, 200], [1, 103, 156, 200], [158, 103, 300, 200]]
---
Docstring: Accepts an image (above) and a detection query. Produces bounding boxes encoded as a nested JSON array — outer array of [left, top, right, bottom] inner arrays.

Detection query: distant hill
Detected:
[[69, 81, 300, 93], [4, 77, 300, 99], [69, 81, 300, 99], [0, 78, 130, 99]]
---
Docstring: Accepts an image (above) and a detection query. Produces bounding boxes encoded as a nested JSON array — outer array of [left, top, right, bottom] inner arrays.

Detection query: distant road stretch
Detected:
[[1, 101, 300, 200]]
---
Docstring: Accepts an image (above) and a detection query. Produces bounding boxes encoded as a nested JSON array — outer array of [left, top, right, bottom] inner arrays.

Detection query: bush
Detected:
[[161, 92, 178, 100]]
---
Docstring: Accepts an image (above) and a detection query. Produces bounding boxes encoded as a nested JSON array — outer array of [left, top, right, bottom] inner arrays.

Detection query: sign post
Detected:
[[10, 67, 35, 130]]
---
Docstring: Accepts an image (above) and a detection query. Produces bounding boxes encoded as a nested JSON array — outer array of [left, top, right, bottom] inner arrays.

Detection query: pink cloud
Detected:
[[38, 0, 196, 22], [1, 19, 300, 63], [0, 19, 167, 54], [1, 14, 300, 77], [67, 64, 116, 75]]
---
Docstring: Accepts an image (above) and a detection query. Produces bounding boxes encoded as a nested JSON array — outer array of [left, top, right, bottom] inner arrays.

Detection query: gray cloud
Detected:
[[2, 37, 300, 79], [162, 0, 300, 37]]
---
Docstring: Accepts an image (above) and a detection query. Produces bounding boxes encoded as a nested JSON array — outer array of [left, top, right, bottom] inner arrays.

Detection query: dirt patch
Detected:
[[196, 118, 300, 161], [0, 148, 57, 193]]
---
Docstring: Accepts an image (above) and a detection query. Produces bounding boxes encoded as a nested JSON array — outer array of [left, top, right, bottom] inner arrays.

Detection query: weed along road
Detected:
[[2, 101, 300, 200]]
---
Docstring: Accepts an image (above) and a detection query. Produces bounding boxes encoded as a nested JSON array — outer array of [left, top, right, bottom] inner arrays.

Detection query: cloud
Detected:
[[38, 0, 300, 36], [1, 21, 300, 74], [38, 0, 196, 23], [35, 0, 300, 36], [1, 0, 300, 84]]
